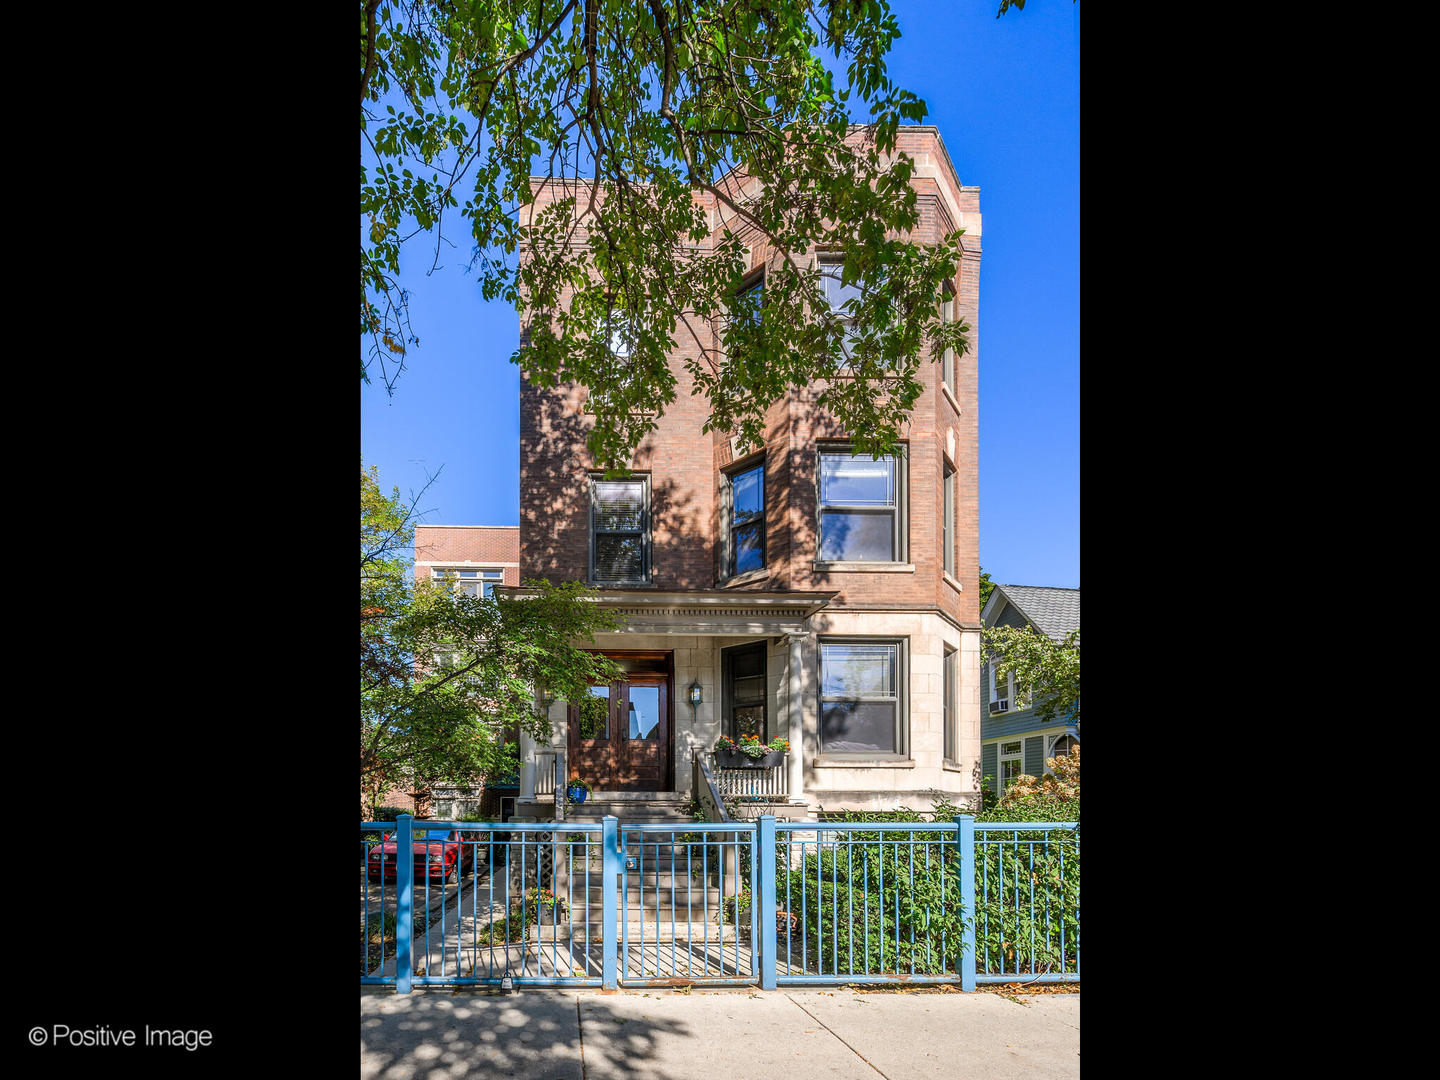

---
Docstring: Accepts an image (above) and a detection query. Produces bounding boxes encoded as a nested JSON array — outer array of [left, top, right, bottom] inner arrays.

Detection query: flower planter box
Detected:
[[716, 749, 786, 769]]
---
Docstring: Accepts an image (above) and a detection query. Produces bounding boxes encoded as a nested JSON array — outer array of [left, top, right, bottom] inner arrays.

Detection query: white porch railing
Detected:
[[704, 753, 789, 800]]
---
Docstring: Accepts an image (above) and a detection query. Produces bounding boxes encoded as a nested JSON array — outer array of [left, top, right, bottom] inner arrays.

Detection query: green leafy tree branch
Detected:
[[981, 624, 1079, 728], [361, 462, 623, 811], [361, 0, 976, 469]]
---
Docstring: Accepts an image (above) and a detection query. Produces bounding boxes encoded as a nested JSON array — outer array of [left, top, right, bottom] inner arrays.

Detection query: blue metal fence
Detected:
[[360, 814, 1077, 992]]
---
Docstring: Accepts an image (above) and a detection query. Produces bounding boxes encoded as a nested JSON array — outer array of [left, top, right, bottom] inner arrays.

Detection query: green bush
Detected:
[[971, 747, 1079, 975], [476, 888, 568, 944], [779, 816, 965, 975], [765, 778, 1078, 978], [369, 805, 413, 822]]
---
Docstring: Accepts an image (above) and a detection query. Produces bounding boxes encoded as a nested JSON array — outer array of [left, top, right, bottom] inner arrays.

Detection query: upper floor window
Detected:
[[817, 447, 906, 562], [819, 639, 907, 757], [943, 459, 956, 577], [438, 568, 504, 599], [724, 460, 766, 578], [940, 281, 956, 394], [733, 272, 764, 327], [819, 255, 861, 354], [590, 476, 649, 584], [988, 659, 1030, 714]]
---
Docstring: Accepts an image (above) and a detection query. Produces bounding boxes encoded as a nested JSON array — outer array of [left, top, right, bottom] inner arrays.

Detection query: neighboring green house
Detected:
[[980, 584, 1079, 797]]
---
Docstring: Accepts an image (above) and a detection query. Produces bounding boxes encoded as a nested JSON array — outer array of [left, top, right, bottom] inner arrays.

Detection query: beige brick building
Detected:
[[508, 126, 983, 817]]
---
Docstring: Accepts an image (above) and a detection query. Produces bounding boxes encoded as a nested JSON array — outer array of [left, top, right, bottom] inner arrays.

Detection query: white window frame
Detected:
[[437, 568, 505, 599], [999, 740, 1024, 790], [1044, 734, 1079, 776], [818, 254, 860, 358], [988, 658, 1030, 713], [989, 661, 1012, 714]]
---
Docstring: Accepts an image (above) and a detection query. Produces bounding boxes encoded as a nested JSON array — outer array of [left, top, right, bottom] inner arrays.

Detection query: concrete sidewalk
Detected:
[[360, 987, 1079, 1079]]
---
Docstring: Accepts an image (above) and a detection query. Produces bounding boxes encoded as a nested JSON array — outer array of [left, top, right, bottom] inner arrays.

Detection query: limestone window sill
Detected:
[[942, 571, 964, 592], [812, 562, 915, 573], [720, 567, 773, 589], [812, 758, 916, 768], [940, 382, 963, 415]]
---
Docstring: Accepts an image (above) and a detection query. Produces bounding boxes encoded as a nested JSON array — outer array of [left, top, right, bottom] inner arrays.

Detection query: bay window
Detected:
[[817, 447, 906, 562], [818, 639, 907, 757]]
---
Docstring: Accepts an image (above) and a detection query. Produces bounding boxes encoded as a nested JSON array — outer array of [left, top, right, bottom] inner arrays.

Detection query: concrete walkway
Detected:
[[360, 987, 1079, 1079]]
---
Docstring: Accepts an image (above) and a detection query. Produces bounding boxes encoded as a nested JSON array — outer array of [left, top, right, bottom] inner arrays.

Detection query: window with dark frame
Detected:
[[723, 642, 768, 742], [733, 271, 764, 327], [943, 459, 955, 577], [818, 447, 904, 562], [725, 460, 765, 577], [590, 476, 649, 584], [818, 639, 905, 756], [941, 281, 956, 394]]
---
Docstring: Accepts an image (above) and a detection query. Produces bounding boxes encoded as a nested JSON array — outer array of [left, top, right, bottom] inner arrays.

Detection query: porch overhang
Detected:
[[494, 586, 837, 636]]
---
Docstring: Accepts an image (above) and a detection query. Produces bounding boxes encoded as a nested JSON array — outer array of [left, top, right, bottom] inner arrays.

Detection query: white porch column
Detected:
[[787, 632, 809, 801], [518, 728, 536, 800]]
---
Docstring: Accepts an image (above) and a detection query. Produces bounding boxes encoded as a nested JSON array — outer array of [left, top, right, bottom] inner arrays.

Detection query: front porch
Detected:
[[497, 586, 982, 820], [506, 588, 832, 820]]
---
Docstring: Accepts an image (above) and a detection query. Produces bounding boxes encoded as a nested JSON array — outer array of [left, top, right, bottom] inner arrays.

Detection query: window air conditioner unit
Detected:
[[990, 698, 1009, 714]]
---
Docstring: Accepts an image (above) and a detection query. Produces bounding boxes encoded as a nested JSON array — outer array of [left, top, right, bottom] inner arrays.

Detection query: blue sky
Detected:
[[362, 0, 1079, 589]]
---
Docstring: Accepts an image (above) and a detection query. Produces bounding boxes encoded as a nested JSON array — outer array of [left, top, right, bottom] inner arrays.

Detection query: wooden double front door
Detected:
[[568, 664, 671, 792]]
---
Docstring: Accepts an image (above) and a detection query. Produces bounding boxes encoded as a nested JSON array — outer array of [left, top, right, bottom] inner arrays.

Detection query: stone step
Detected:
[[566, 812, 695, 825], [480, 922, 743, 943]]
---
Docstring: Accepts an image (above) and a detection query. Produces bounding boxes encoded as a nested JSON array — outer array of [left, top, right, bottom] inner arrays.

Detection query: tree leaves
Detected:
[[360, 0, 972, 468], [360, 461, 623, 804], [982, 625, 1080, 728]]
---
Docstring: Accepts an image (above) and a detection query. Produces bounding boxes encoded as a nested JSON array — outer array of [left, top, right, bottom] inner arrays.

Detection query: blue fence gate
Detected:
[[360, 814, 1078, 992]]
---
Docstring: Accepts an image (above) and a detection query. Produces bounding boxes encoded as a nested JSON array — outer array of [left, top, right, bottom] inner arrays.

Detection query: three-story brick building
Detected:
[[510, 126, 983, 816]]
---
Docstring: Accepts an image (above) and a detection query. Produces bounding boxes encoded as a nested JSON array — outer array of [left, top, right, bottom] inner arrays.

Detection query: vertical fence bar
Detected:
[[759, 816, 777, 990], [395, 814, 414, 994], [602, 816, 619, 989], [956, 815, 975, 992]]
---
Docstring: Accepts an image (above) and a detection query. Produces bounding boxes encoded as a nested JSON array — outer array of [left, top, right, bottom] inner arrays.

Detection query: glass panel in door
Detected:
[[628, 685, 661, 740]]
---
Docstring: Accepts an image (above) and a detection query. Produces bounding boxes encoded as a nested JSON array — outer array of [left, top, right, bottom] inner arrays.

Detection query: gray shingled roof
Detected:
[[996, 585, 1079, 641]]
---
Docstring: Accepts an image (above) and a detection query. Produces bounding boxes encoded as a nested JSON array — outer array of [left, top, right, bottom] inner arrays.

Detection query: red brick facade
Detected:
[[413, 526, 521, 588], [519, 128, 980, 630]]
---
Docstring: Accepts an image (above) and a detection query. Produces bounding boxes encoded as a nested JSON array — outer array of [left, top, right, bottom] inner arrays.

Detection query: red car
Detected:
[[366, 827, 481, 886]]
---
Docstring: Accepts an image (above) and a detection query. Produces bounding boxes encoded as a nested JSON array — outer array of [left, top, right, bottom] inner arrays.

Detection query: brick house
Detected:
[[373, 526, 523, 818], [501, 126, 983, 818]]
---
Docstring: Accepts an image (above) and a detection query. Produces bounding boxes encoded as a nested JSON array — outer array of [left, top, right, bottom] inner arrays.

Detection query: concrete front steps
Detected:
[[563, 792, 694, 824], [555, 830, 745, 924]]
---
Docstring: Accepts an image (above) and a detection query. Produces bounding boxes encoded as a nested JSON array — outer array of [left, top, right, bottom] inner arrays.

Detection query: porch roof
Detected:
[[493, 586, 837, 636]]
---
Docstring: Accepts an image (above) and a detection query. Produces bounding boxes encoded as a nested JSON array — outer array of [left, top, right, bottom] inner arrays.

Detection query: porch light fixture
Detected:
[[688, 679, 703, 707]]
